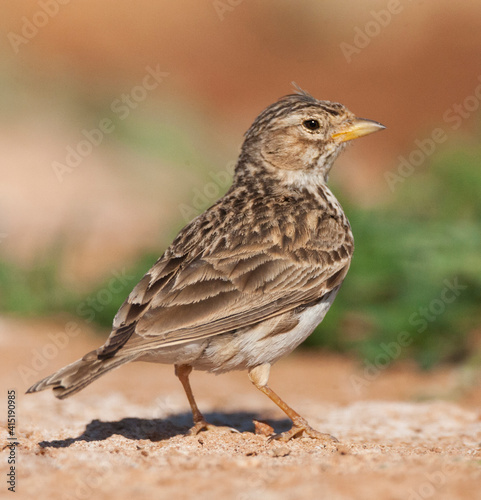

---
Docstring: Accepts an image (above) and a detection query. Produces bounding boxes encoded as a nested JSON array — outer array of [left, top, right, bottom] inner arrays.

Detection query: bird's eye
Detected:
[[303, 119, 320, 131]]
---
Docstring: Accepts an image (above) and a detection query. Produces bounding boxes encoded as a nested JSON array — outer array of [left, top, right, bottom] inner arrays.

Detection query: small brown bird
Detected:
[[28, 89, 384, 442]]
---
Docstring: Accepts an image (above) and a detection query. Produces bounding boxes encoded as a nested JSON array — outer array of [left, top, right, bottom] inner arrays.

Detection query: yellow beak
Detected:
[[331, 118, 385, 142]]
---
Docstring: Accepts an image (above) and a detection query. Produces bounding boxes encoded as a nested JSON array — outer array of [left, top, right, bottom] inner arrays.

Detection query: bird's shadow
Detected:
[[39, 411, 292, 448]]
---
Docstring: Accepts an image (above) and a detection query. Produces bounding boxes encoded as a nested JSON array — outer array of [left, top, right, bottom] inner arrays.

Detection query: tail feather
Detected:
[[26, 353, 135, 399]]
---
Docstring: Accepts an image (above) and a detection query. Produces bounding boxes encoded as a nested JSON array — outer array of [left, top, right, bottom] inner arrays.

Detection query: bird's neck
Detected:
[[232, 152, 342, 213]]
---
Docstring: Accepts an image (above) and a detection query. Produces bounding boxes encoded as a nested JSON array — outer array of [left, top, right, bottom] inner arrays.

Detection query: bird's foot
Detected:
[[269, 417, 338, 443], [188, 420, 240, 436]]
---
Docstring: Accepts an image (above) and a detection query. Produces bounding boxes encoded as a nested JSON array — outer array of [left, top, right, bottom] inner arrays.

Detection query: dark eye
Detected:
[[303, 119, 320, 131]]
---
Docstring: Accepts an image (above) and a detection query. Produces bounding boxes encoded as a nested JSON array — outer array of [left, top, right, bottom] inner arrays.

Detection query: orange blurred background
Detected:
[[1, 0, 481, 283]]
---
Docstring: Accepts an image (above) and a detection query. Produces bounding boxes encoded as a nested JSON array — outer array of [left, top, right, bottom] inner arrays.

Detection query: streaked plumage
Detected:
[[28, 89, 384, 441]]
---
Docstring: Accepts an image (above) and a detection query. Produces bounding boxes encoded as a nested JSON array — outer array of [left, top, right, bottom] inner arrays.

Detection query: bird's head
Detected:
[[240, 89, 385, 186]]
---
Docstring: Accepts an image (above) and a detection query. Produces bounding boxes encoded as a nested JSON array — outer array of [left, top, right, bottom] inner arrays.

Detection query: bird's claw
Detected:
[[268, 421, 338, 443]]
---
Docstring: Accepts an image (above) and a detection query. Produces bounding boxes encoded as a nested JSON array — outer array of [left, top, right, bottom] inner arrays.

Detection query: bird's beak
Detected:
[[331, 118, 386, 143]]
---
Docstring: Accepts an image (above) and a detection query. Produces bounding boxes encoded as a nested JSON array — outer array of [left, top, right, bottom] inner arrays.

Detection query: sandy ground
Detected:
[[1, 318, 481, 500]]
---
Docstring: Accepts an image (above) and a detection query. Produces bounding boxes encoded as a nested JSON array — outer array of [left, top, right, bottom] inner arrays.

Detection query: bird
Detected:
[[27, 89, 385, 442]]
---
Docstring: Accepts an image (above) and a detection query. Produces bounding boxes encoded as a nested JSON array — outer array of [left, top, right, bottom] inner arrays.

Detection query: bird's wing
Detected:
[[95, 205, 353, 358]]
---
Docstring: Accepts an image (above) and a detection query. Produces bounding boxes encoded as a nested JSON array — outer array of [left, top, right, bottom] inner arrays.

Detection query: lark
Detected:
[[28, 89, 384, 442]]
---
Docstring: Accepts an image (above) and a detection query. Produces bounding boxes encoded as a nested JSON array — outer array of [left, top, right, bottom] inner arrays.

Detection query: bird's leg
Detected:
[[175, 364, 238, 435], [175, 364, 208, 434], [248, 364, 338, 443]]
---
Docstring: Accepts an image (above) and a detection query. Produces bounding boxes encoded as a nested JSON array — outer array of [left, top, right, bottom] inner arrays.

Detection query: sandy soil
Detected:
[[1, 318, 480, 500]]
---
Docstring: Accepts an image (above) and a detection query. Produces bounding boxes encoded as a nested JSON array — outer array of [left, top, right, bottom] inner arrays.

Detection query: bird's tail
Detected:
[[26, 351, 136, 399]]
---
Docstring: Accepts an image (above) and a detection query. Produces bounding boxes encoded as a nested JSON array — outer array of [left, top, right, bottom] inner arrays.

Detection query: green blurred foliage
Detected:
[[0, 243, 78, 317], [1, 141, 480, 368]]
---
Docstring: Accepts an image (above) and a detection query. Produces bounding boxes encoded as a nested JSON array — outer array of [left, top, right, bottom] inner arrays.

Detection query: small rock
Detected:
[[270, 446, 290, 458], [253, 420, 274, 436]]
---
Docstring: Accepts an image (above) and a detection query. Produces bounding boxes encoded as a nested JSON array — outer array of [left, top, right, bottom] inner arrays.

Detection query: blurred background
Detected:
[[1, 0, 481, 369]]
